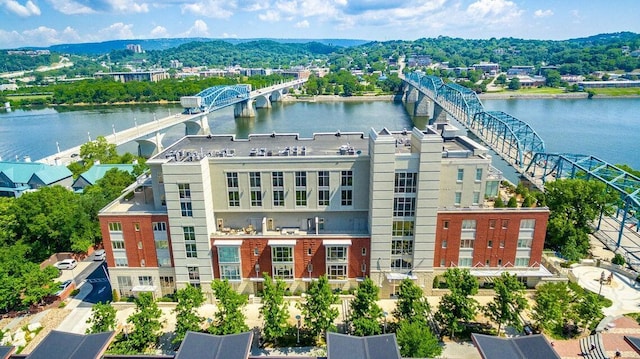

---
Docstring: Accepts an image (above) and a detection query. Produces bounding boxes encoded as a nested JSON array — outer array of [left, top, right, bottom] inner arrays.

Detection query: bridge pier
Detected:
[[136, 132, 166, 158], [414, 92, 430, 117], [431, 103, 448, 124], [254, 95, 272, 109], [234, 100, 255, 118], [404, 85, 418, 103]]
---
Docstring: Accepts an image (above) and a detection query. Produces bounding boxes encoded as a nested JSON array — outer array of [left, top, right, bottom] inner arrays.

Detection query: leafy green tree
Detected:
[[349, 277, 383, 336], [0, 198, 17, 245], [86, 302, 117, 334], [507, 196, 518, 207], [483, 273, 529, 335], [396, 320, 442, 358], [260, 274, 289, 344], [544, 70, 562, 87], [111, 292, 162, 354], [21, 265, 59, 306], [495, 74, 507, 85], [393, 278, 430, 325], [531, 282, 573, 336], [298, 276, 339, 342], [508, 77, 521, 90], [435, 268, 478, 339], [80, 136, 119, 165], [173, 284, 205, 345], [522, 195, 535, 208], [575, 289, 603, 332], [209, 279, 249, 335], [494, 196, 505, 208]]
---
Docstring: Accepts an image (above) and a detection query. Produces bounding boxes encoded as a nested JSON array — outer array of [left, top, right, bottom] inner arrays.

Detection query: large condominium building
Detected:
[[99, 124, 550, 300]]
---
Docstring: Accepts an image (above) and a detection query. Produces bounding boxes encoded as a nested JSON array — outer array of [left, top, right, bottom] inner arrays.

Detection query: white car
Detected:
[[93, 249, 106, 261], [55, 259, 77, 270]]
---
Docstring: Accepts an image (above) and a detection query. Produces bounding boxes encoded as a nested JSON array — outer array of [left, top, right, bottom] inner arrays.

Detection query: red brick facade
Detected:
[[434, 210, 549, 268]]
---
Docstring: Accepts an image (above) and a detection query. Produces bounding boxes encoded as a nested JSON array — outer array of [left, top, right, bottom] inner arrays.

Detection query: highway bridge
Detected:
[[38, 78, 306, 165], [402, 72, 639, 256]]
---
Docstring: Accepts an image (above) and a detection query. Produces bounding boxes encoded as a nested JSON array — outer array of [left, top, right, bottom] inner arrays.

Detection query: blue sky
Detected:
[[1, 0, 639, 49]]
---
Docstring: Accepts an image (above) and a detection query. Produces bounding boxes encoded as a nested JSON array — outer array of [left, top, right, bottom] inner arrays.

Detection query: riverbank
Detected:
[[282, 94, 395, 102], [478, 91, 589, 100]]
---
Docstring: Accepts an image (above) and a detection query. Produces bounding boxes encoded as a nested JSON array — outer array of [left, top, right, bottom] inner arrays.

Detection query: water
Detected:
[[0, 98, 638, 171]]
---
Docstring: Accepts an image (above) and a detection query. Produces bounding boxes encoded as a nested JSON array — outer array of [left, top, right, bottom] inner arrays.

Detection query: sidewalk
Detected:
[[56, 281, 93, 333]]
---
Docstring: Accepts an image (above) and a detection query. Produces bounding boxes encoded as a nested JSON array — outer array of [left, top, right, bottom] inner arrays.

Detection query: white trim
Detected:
[[468, 264, 553, 277], [386, 272, 417, 281], [249, 277, 265, 282], [322, 239, 352, 246], [132, 285, 157, 292], [267, 239, 297, 246], [213, 240, 243, 246]]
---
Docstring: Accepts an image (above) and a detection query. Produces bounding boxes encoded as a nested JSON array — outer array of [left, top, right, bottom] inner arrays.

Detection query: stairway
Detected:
[[579, 333, 608, 359]]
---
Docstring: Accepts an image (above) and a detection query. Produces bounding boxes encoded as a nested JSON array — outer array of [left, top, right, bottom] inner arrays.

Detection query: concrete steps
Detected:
[[580, 333, 608, 359]]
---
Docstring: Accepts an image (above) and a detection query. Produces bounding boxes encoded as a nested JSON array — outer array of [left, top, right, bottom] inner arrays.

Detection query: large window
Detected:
[[340, 171, 353, 206], [394, 172, 417, 193], [227, 172, 240, 207], [250, 172, 262, 207], [458, 257, 472, 267], [228, 191, 240, 207], [341, 189, 352, 206], [318, 171, 329, 187], [393, 197, 416, 217], [318, 190, 330, 206], [326, 246, 348, 280], [296, 190, 307, 206], [117, 276, 132, 296], [272, 246, 294, 280], [138, 276, 153, 286], [112, 240, 125, 250], [272, 171, 284, 187], [295, 171, 307, 187], [251, 190, 262, 207], [152, 222, 166, 232], [180, 202, 193, 217], [188, 266, 200, 281], [391, 258, 412, 271], [391, 239, 414, 255], [295, 171, 307, 206], [178, 183, 191, 199], [218, 246, 241, 281], [392, 220, 414, 237], [328, 265, 347, 280], [250, 172, 261, 187], [515, 257, 529, 267], [273, 190, 285, 206], [457, 168, 464, 182], [109, 222, 122, 232], [178, 183, 193, 216], [184, 227, 197, 258], [341, 171, 353, 186], [318, 171, 330, 206]]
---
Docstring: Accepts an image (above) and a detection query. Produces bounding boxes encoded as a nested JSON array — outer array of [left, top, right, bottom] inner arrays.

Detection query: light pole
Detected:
[[255, 263, 260, 279], [599, 271, 605, 296], [296, 315, 301, 344], [87, 132, 91, 142], [383, 311, 388, 334], [112, 124, 116, 141]]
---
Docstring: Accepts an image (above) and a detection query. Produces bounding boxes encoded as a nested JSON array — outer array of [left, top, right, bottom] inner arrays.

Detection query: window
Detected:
[[134, 223, 140, 231], [180, 202, 193, 217], [155, 240, 168, 249], [273, 190, 285, 206], [327, 265, 347, 280], [500, 240, 505, 248], [295, 171, 307, 187], [443, 221, 449, 229], [440, 258, 445, 267], [393, 197, 416, 217], [218, 246, 241, 281], [115, 257, 128, 267], [454, 192, 462, 205], [318, 171, 329, 187], [109, 222, 122, 232], [272, 171, 284, 187], [473, 191, 480, 205], [318, 190, 330, 206], [442, 240, 447, 248], [188, 266, 200, 281], [341, 189, 352, 206], [520, 219, 536, 229], [307, 248, 312, 256], [460, 239, 475, 248], [458, 258, 472, 267], [391, 258, 412, 270], [228, 191, 240, 207], [341, 171, 353, 186], [457, 168, 464, 182], [117, 276, 132, 296], [178, 183, 191, 198], [296, 190, 307, 206], [160, 276, 175, 296], [138, 276, 153, 286], [326, 246, 349, 280], [517, 238, 533, 248], [462, 219, 477, 230], [184, 227, 197, 258], [153, 222, 166, 232], [112, 240, 125, 250], [391, 239, 414, 255], [137, 241, 143, 249], [249, 172, 261, 187], [362, 248, 367, 256], [502, 220, 509, 229], [326, 247, 347, 262], [394, 172, 417, 193], [498, 259, 503, 266], [515, 258, 529, 267], [226, 172, 238, 188], [487, 240, 493, 248], [251, 190, 262, 207], [489, 219, 496, 229], [392, 220, 414, 237], [272, 246, 294, 280], [475, 168, 483, 182], [254, 248, 260, 256]]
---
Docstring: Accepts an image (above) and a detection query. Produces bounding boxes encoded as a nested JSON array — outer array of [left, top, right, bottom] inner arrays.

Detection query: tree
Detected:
[[80, 136, 118, 165], [435, 268, 478, 339], [298, 275, 339, 342], [508, 77, 521, 90], [111, 292, 162, 354], [494, 196, 505, 208], [173, 284, 205, 345], [86, 302, 117, 334], [396, 320, 442, 358], [544, 178, 617, 260], [260, 274, 289, 344], [209, 279, 248, 335], [393, 278, 430, 325], [349, 277, 383, 336], [531, 282, 573, 337], [483, 273, 529, 335], [495, 74, 507, 85], [507, 196, 518, 207]]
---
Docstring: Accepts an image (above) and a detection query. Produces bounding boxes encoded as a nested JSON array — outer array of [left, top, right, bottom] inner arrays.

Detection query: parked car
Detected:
[[93, 249, 106, 261], [55, 259, 77, 270], [55, 279, 73, 296]]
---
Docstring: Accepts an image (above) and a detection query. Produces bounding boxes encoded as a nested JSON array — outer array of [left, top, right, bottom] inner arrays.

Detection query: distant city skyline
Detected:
[[0, 0, 639, 49]]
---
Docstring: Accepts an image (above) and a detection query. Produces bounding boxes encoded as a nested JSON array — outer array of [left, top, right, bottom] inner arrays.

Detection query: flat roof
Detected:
[[26, 330, 114, 359], [472, 333, 560, 359], [175, 331, 252, 359], [327, 332, 401, 359]]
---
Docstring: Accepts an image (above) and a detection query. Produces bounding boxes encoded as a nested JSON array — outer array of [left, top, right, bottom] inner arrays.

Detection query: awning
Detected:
[[131, 285, 157, 292], [249, 277, 265, 282], [386, 272, 417, 281], [213, 240, 243, 246], [268, 239, 297, 246], [469, 264, 553, 278], [323, 239, 352, 246]]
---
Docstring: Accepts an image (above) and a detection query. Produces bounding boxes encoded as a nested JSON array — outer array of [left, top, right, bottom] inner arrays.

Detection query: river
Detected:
[[0, 98, 638, 171]]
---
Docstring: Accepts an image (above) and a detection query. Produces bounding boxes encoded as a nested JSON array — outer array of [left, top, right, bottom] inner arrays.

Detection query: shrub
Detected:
[[612, 253, 626, 266], [507, 196, 518, 208], [494, 196, 505, 208], [70, 289, 80, 296]]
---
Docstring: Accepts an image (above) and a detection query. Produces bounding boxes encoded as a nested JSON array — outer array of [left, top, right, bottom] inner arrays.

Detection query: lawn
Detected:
[[590, 87, 640, 96]]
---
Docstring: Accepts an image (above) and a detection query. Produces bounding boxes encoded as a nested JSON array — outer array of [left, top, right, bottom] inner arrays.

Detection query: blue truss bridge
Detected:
[[402, 72, 639, 257]]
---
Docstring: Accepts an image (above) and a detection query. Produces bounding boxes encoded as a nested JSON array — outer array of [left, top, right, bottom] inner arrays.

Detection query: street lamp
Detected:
[[255, 263, 260, 279], [383, 311, 388, 334], [296, 315, 301, 344], [599, 271, 605, 296]]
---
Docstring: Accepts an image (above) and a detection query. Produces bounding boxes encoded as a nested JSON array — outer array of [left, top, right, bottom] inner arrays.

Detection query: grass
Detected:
[[6, 94, 51, 101], [514, 87, 566, 95], [590, 87, 640, 96]]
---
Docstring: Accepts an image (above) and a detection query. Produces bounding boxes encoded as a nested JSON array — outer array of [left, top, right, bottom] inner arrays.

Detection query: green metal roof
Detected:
[[0, 162, 69, 185], [78, 164, 135, 185], [30, 166, 73, 185]]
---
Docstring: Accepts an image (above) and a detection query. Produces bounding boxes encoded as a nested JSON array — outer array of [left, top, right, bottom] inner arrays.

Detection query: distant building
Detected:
[[126, 44, 143, 53], [513, 75, 546, 88], [240, 68, 272, 77], [94, 70, 169, 83], [578, 80, 640, 88], [472, 62, 500, 75], [507, 66, 535, 76], [0, 83, 18, 91], [169, 60, 183, 69], [406, 55, 432, 67], [0, 161, 72, 197]]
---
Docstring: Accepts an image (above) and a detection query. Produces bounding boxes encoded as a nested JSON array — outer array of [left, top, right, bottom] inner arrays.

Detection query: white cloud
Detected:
[[99, 22, 135, 39], [465, 0, 523, 26], [22, 26, 62, 45], [1, 0, 41, 17], [150, 25, 168, 38], [295, 20, 309, 28], [534, 9, 553, 18], [105, 0, 149, 13], [258, 9, 280, 22], [46, 0, 94, 14], [221, 32, 238, 38], [183, 19, 209, 37], [181, 0, 236, 19]]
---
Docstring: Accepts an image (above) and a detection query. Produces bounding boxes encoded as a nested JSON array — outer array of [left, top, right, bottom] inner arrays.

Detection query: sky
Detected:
[[0, 0, 639, 49]]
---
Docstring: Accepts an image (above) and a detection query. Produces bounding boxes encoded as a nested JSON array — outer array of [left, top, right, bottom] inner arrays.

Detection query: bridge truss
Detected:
[[184, 85, 251, 113]]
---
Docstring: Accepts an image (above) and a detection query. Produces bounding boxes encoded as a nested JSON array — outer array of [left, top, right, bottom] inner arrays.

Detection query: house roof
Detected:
[[76, 164, 135, 186], [0, 346, 14, 359], [174, 331, 253, 359], [30, 166, 73, 185], [0, 162, 70, 185], [326, 332, 401, 359], [25, 330, 114, 359], [471, 333, 561, 359]]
